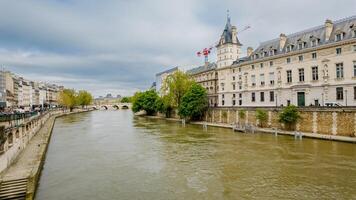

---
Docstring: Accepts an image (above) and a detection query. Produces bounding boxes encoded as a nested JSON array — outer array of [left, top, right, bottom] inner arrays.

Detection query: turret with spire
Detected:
[[216, 11, 242, 68]]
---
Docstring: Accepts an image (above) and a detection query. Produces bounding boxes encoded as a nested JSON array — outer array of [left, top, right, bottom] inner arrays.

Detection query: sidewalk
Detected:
[[191, 121, 356, 143]]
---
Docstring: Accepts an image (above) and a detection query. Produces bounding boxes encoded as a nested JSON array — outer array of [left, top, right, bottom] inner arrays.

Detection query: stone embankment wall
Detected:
[[205, 107, 356, 137]]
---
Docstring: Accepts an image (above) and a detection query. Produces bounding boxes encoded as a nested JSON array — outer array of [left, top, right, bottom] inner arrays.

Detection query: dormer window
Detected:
[[353, 29, 356, 38], [286, 45, 293, 52], [311, 39, 318, 47], [264, 51, 268, 57], [335, 32, 344, 41], [298, 43, 303, 50], [269, 49, 276, 56]]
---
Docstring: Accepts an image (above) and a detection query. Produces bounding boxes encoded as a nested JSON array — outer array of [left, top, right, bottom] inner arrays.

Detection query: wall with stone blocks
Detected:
[[205, 107, 356, 137]]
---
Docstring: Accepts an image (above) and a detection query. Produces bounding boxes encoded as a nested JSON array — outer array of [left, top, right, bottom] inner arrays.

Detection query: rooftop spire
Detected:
[[227, 9, 230, 23]]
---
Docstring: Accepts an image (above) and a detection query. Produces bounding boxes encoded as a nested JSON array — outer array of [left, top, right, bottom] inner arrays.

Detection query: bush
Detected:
[[256, 109, 268, 127], [278, 105, 301, 130], [238, 109, 246, 120]]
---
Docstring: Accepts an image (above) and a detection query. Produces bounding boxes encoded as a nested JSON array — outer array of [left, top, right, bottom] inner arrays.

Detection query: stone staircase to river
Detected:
[[0, 178, 28, 200]]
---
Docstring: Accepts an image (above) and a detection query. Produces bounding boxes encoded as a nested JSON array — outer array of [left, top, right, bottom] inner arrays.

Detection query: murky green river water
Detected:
[[36, 110, 356, 200]]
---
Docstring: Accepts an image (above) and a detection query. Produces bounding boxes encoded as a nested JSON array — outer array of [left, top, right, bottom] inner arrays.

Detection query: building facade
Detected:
[[217, 16, 356, 107], [155, 67, 179, 96], [187, 62, 218, 107]]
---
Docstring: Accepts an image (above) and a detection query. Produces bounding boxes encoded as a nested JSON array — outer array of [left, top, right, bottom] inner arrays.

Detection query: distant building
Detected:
[[155, 67, 179, 95], [106, 93, 113, 98]]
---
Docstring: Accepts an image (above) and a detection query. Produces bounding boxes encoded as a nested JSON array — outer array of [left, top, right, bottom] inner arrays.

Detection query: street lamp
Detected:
[[275, 93, 278, 107], [321, 93, 324, 107]]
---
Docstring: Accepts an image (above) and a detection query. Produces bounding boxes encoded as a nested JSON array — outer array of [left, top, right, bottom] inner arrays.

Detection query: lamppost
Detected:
[[321, 93, 324, 106], [345, 89, 348, 106], [275, 93, 278, 107]]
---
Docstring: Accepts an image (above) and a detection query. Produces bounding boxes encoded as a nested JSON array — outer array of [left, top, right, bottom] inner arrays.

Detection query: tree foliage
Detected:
[[178, 83, 208, 120], [121, 96, 131, 103], [162, 71, 193, 108], [278, 105, 301, 130], [256, 109, 268, 127], [58, 89, 77, 111], [155, 95, 173, 117], [77, 90, 93, 108], [238, 109, 246, 119], [131, 90, 159, 115]]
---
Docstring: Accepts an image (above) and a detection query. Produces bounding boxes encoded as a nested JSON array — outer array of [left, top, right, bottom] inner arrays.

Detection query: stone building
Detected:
[[187, 62, 218, 107], [155, 67, 179, 96], [217, 15, 356, 107]]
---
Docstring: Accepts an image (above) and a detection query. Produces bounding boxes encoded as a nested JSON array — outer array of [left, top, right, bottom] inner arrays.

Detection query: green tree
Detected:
[[278, 105, 301, 130], [162, 71, 193, 108], [155, 95, 173, 117], [238, 109, 246, 120], [178, 83, 208, 120], [121, 96, 131, 103], [256, 109, 268, 127], [77, 90, 93, 108], [131, 90, 159, 115], [58, 89, 77, 111]]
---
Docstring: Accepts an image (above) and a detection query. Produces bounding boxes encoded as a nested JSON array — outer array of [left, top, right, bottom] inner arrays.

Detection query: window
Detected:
[[251, 92, 255, 102], [232, 84, 236, 90], [270, 61, 273, 66], [233, 76, 235, 81], [354, 61, 356, 77], [298, 55, 303, 61], [233, 94, 236, 98], [251, 65, 255, 70], [239, 93, 242, 98], [353, 30, 356, 38], [335, 33, 343, 41], [287, 57, 291, 63], [260, 92, 265, 102], [222, 94, 224, 99], [260, 63, 264, 68], [260, 74, 265, 85], [239, 67, 241, 72], [298, 43, 303, 50], [269, 72, 275, 85], [336, 63, 344, 78], [298, 68, 305, 82], [311, 39, 318, 47], [251, 75, 256, 86], [336, 87, 343, 100], [270, 91, 274, 102], [354, 87, 356, 100], [354, 45, 356, 52], [232, 100, 236, 105], [221, 83, 225, 91], [336, 48, 342, 55], [286, 45, 293, 52], [312, 66, 318, 81], [312, 52, 317, 59], [287, 70, 292, 83], [222, 100, 225, 105]]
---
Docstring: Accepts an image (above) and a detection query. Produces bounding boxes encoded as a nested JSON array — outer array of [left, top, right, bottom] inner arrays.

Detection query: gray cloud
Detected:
[[0, 0, 355, 97]]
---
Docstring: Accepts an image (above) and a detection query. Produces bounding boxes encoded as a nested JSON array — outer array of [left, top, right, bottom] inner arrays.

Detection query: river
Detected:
[[36, 110, 356, 200]]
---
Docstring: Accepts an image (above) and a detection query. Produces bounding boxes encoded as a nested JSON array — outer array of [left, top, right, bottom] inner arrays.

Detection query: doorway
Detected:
[[297, 92, 305, 107]]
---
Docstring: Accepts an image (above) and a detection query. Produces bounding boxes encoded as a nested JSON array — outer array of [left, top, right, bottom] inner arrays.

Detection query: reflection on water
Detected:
[[36, 110, 356, 200]]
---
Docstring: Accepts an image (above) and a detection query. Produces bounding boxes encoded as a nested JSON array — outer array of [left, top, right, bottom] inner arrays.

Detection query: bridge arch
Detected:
[[101, 105, 108, 110], [121, 105, 129, 109], [113, 105, 119, 110]]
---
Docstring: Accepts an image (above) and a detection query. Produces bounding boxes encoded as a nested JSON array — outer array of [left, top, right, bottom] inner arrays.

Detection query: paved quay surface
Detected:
[[0, 115, 55, 181]]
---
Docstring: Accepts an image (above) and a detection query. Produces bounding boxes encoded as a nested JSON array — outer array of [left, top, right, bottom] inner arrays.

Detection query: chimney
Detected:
[[231, 26, 237, 43], [247, 47, 253, 57], [279, 33, 287, 51], [325, 19, 333, 42]]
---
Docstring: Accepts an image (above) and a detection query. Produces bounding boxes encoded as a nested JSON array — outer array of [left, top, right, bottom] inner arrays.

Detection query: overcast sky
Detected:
[[0, 0, 355, 97]]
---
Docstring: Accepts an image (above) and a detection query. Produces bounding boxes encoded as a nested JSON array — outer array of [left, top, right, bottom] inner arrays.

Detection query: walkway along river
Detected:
[[36, 110, 356, 200]]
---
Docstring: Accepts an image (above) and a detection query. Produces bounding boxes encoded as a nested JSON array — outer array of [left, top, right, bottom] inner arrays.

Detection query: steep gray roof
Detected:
[[217, 17, 242, 47], [186, 62, 217, 75], [252, 15, 356, 57]]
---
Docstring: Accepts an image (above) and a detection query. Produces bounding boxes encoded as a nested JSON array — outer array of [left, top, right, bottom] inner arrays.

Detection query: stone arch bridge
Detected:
[[93, 103, 131, 110]]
